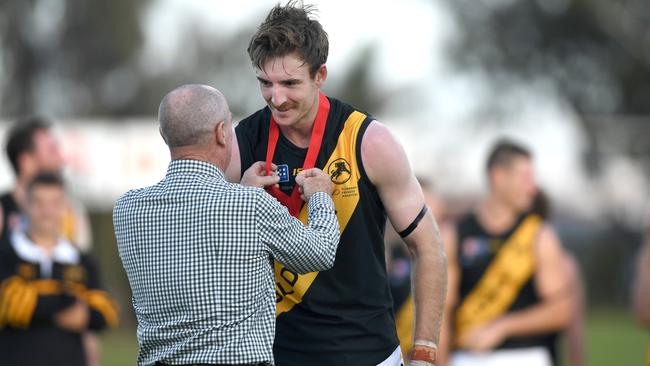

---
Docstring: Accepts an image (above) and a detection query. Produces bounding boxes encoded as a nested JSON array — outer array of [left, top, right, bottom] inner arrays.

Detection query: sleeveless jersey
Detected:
[[236, 97, 399, 366], [454, 213, 556, 354]]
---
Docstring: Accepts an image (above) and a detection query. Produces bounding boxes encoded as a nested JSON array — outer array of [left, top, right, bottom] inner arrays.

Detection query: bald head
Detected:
[[159, 84, 231, 148]]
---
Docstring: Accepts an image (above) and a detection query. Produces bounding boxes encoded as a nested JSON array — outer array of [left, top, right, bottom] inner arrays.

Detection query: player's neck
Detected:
[[477, 194, 519, 233], [278, 94, 320, 149], [27, 230, 58, 255]]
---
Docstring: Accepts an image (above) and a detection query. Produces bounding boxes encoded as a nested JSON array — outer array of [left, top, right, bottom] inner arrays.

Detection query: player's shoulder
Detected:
[[359, 120, 403, 161], [236, 106, 271, 133], [328, 96, 373, 121]]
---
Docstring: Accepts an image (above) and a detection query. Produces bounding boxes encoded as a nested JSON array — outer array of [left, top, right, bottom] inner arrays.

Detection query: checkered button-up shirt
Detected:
[[113, 160, 340, 366]]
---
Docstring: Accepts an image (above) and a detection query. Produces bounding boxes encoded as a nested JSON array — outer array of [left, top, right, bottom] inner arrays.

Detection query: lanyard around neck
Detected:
[[265, 92, 330, 217]]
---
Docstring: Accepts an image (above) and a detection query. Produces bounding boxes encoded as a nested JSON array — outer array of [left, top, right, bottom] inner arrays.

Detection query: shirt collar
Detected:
[[11, 231, 80, 277], [165, 159, 225, 180]]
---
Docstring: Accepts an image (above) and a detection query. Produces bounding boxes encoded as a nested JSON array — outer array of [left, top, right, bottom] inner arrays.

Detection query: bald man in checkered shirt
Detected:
[[113, 84, 340, 366]]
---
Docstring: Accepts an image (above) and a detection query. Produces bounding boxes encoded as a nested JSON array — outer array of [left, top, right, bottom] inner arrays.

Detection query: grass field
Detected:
[[100, 307, 649, 366]]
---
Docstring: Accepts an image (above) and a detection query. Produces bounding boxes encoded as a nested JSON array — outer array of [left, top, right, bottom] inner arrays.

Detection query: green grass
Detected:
[[573, 308, 648, 366], [100, 327, 139, 366], [100, 308, 649, 366]]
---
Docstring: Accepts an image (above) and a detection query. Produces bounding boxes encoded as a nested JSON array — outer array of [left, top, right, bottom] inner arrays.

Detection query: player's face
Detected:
[[27, 185, 66, 238], [255, 53, 326, 129], [496, 157, 538, 212], [33, 130, 64, 174]]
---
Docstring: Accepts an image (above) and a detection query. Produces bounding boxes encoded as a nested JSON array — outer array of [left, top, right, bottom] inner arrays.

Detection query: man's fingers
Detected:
[[250, 161, 277, 175], [295, 173, 305, 186], [258, 175, 280, 187], [301, 168, 319, 178]]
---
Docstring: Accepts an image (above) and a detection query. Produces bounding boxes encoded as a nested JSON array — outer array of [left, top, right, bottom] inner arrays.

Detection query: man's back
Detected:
[[114, 159, 339, 366], [115, 160, 275, 365]]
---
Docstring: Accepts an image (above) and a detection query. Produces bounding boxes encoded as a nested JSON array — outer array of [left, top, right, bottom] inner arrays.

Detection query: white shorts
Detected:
[[450, 347, 552, 366], [377, 346, 404, 366]]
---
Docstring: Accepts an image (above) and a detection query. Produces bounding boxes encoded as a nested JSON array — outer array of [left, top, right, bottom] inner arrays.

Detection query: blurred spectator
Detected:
[[633, 212, 650, 366], [0, 173, 118, 366], [1, 117, 92, 251], [531, 190, 586, 366], [441, 139, 575, 366], [1, 117, 98, 365]]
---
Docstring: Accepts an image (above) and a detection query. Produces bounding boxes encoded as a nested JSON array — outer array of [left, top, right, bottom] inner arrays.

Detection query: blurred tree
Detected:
[[444, 0, 650, 175], [0, 0, 148, 117]]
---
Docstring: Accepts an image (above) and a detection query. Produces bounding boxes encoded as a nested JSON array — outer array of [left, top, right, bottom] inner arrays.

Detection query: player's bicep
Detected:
[[534, 225, 570, 299], [361, 121, 426, 232]]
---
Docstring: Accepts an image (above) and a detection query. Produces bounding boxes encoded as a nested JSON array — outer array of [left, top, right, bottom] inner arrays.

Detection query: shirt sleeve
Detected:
[[257, 191, 340, 274]]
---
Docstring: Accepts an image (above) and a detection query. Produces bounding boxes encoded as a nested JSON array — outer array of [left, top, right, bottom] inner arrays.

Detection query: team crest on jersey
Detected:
[[328, 158, 352, 185], [277, 164, 290, 183]]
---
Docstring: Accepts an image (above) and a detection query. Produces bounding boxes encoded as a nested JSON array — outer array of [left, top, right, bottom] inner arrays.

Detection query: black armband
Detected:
[[398, 205, 428, 238]]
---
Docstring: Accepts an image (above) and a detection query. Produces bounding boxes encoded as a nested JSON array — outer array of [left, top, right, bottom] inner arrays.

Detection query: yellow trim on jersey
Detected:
[[84, 289, 120, 327], [275, 111, 367, 316], [0, 277, 38, 329], [454, 214, 543, 342]]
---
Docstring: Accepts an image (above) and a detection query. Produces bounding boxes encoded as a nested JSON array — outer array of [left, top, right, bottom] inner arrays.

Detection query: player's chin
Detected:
[[272, 112, 297, 126]]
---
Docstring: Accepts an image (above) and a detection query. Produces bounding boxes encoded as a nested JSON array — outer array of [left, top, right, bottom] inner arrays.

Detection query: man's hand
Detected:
[[295, 168, 333, 201], [241, 161, 280, 188], [456, 319, 507, 353], [55, 301, 90, 333]]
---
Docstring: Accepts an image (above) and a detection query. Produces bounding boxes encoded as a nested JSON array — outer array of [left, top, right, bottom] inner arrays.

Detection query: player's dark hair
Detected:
[[27, 172, 65, 198], [248, 1, 328, 78], [530, 189, 550, 219], [5, 116, 52, 175], [486, 139, 531, 173]]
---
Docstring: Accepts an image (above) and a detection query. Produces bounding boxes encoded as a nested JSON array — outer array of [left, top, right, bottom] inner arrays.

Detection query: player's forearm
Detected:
[[407, 217, 447, 343], [498, 295, 573, 338]]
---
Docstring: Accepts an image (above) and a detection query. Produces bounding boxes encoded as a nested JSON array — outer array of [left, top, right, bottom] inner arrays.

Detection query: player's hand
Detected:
[[295, 168, 333, 201], [456, 319, 507, 353], [241, 161, 280, 188], [55, 301, 90, 333]]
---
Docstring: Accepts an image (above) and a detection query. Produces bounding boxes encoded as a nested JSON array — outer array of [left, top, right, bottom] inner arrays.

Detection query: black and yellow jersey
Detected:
[[0, 232, 118, 366], [453, 213, 557, 355], [236, 97, 399, 366]]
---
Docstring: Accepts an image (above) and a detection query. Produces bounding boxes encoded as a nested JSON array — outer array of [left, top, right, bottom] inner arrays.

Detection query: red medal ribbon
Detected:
[[265, 92, 330, 217]]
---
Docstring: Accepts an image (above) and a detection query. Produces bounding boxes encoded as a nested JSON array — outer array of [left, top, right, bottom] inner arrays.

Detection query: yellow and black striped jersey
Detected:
[[236, 97, 399, 366]]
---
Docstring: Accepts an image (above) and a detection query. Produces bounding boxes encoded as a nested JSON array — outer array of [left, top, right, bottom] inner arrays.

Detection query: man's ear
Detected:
[[315, 64, 327, 88], [159, 127, 168, 144], [215, 121, 227, 147]]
